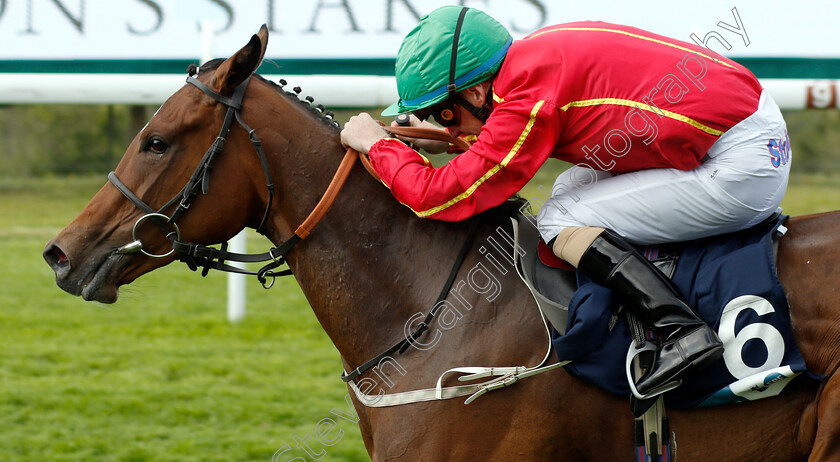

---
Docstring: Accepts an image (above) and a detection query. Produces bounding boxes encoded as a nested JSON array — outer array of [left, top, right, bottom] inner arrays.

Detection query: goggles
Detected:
[[414, 100, 459, 127]]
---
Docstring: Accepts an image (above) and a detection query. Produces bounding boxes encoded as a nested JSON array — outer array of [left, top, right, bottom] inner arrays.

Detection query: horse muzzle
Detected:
[[43, 239, 122, 303]]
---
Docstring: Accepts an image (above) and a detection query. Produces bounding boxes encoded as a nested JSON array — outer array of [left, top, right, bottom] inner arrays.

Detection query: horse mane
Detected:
[[194, 59, 529, 227], [196, 59, 341, 131]]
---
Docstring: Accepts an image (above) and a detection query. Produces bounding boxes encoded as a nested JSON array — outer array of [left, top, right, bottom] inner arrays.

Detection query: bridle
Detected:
[[108, 70, 358, 288], [107, 68, 457, 289], [107, 67, 491, 386]]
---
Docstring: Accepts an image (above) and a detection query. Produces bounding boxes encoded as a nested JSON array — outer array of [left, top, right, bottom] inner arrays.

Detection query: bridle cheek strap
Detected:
[[109, 71, 470, 287]]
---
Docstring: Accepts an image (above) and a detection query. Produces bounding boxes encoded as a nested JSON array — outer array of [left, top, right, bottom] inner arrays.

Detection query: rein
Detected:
[[108, 73, 349, 287], [107, 74, 553, 405], [384, 125, 472, 151], [108, 71, 466, 289]]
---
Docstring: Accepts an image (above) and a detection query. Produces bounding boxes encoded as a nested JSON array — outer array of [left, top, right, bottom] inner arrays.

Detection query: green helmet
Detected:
[[381, 6, 512, 117]]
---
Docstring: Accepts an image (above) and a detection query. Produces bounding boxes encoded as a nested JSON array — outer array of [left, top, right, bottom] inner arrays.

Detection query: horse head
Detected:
[[43, 26, 287, 303]]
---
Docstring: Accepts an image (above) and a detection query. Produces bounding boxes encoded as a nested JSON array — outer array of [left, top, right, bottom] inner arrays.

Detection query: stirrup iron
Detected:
[[625, 342, 681, 400]]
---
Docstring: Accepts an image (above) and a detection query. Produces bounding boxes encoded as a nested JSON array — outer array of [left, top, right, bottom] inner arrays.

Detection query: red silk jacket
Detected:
[[368, 21, 763, 221]]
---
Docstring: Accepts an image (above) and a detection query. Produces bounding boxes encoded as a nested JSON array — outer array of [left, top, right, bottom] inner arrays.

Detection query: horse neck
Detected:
[[248, 87, 486, 367], [780, 210, 840, 375]]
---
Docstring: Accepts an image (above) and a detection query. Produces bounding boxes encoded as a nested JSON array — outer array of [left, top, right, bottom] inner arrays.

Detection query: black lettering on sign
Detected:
[[21, 0, 85, 35], [202, 0, 234, 33], [127, 0, 163, 36], [383, 0, 421, 32], [266, 0, 281, 33], [308, 0, 360, 33], [510, 0, 546, 33]]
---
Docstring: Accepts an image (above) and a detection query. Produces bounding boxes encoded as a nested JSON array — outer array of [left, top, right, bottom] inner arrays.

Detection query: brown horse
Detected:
[[43, 26, 840, 461]]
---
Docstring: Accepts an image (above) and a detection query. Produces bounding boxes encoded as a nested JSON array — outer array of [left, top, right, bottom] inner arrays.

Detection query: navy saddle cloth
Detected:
[[545, 214, 820, 409]]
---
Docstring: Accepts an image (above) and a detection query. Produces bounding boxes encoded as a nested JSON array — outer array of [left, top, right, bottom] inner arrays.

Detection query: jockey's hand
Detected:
[[340, 113, 389, 154], [391, 114, 450, 154]]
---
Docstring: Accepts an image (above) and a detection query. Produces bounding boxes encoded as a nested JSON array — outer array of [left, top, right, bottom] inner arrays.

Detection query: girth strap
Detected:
[[635, 397, 671, 462]]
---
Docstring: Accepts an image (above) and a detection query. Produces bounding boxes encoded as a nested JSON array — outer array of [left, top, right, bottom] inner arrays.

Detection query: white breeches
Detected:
[[536, 90, 791, 245]]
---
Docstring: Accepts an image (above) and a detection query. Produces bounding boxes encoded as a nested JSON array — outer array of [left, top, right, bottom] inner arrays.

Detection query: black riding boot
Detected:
[[577, 230, 724, 396]]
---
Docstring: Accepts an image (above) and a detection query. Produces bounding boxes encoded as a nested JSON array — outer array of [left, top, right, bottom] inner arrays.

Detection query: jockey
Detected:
[[340, 6, 791, 397]]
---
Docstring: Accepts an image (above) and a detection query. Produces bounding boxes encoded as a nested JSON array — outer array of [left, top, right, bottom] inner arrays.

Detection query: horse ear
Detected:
[[212, 24, 269, 95]]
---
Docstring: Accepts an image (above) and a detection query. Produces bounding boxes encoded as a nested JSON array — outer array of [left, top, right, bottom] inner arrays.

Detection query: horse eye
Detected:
[[146, 138, 169, 155]]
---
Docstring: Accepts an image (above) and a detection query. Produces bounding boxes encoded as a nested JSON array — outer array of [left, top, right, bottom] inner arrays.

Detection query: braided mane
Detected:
[[194, 59, 341, 132]]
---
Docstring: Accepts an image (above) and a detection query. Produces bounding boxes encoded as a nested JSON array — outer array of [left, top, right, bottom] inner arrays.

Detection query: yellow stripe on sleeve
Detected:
[[526, 27, 736, 70], [411, 100, 546, 218]]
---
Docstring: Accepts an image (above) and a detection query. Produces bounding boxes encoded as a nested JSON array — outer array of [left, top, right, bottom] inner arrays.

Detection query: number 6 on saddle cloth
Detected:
[[511, 211, 820, 409]]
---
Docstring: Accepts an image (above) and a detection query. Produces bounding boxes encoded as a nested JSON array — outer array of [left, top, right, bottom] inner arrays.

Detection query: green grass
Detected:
[[3, 171, 840, 462], [781, 172, 840, 214], [0, 176, 369, 461]]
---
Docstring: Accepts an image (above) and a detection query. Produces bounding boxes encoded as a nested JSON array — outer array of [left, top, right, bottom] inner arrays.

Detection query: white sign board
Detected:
[[1, 1, 839, 106], [1, 0, 838, 62]]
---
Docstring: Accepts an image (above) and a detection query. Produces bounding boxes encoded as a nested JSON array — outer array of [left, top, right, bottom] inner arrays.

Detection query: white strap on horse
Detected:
[[346, 217, 572, 407]]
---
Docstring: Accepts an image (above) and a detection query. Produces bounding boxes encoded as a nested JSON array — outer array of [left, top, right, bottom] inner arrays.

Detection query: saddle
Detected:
[[513, 210, 785, 335], [511, 210, 807, 459], [513, 208, 814, 406], [512, 214, 681, 336]]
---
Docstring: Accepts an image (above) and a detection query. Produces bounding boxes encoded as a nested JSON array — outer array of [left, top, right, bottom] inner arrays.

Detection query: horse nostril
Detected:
[[43, 243, 71, 273]]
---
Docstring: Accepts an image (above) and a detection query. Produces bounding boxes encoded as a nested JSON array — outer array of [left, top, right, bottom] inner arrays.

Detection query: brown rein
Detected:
[[298, 125, 467, 239], [296, 148, 359, 239], [385, 125, 472, 151], [307, 126, 484, 386], [162, 124, 466, 288]]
